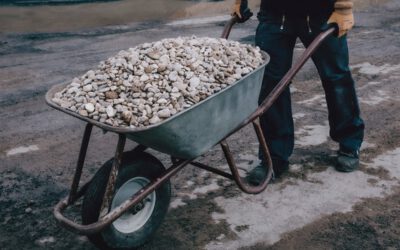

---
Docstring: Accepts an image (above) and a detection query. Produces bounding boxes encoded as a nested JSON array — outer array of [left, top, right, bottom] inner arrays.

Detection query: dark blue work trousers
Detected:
[[256, 11, 365, 165]]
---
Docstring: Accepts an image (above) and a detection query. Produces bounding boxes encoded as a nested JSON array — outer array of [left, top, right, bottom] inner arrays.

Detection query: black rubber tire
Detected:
[[82, 151, 171, 250]]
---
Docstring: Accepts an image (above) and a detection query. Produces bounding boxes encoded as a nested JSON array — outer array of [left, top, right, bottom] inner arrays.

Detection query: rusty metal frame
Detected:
[[99, 134, 126, 217], [53, 18, 335, 235], [221, 15, 240, 39], [53, 120, 273, 234], [53, 125, 192, 235], [190, 119, 274, 194], [68, 123, 93, 203]]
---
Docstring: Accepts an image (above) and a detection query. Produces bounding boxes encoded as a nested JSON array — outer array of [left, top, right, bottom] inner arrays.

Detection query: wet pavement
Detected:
[[1, 0, 400, 249], [0, 0, 242, 33], [0, 0, 387, 33]]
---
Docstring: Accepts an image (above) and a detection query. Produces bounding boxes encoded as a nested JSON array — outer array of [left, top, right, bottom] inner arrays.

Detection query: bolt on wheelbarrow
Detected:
[[46, 15, 336, 249]]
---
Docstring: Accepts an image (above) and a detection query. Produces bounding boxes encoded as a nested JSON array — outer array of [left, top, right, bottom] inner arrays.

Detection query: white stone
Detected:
[[158, 109, 171, 118], [70, 82, 80, 88], [157, 98, 168, 104], [106, 106, 116, 118], [169, 71, 178, 81], [149, 116, 161, 124], [140, 74, 149, 82], [83, 78, 92, 85], [67, 87, 79, 94], [83, 84, 93, 92], [189, 77, 200, 88], [84, 103, 95, 113]]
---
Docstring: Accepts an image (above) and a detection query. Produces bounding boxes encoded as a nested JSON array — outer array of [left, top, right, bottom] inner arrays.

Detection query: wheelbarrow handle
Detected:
[[221, 15, 240, 39], [256, 27, 336, 116], [222, 27, 337, 138]]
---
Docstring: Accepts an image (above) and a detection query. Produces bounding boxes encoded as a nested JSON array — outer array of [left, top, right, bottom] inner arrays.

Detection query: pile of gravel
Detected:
[[52, 36, 263, 128]]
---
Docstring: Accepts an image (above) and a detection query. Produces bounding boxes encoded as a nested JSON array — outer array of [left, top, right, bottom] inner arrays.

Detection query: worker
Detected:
[[232, 0, 365, 185]]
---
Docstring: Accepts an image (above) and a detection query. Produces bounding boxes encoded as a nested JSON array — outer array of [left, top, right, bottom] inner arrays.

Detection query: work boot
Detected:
[[247, 158, 289, 186], [336, 147, 360, 172]]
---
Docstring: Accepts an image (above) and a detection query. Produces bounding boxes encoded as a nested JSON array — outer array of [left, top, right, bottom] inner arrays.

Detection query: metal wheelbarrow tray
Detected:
[[46, 52, 269, 160], [47, 16, 336, 249]]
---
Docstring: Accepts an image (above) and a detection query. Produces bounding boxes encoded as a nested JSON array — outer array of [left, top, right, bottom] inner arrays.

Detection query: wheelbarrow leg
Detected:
[[220, 119, 273, 194], [68, 123, 93, 204], [252, 118, 274, 179], [100, 134, 126, 217]]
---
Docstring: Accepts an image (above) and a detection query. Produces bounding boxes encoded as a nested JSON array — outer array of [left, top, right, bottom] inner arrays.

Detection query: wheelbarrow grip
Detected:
[[221, 15, 240, 39]]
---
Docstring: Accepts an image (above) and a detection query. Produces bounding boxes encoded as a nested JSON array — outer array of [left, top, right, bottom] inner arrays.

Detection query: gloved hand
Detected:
[[232, 0, 253, 23], [328, 0, 354, 37]]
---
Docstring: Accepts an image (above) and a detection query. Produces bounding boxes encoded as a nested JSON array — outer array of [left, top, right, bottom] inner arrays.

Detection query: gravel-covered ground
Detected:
[[1, 0, 400, 249]]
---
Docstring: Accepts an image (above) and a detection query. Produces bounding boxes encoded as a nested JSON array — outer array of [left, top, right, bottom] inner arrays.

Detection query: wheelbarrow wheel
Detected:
[[82, 151, 171, 250]]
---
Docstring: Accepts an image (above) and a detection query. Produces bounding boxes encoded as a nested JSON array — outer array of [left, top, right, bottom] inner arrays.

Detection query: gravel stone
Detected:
[[53, 36, 263, 128], [84, 103, 95, 113]]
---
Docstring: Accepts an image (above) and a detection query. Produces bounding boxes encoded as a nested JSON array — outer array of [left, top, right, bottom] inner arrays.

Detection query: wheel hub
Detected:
[[110, 177, 156, 234]]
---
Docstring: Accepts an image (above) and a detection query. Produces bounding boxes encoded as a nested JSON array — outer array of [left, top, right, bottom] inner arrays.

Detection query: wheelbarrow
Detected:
[[46, 15, 336, 249]]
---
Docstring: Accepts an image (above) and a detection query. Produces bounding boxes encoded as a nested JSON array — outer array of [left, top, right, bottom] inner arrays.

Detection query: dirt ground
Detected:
[[1, 0, 400, 249]]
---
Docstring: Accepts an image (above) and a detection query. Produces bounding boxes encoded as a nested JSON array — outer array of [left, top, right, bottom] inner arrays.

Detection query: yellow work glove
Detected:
[[328, 0, 354, 37], [232, 0, 253, 23]]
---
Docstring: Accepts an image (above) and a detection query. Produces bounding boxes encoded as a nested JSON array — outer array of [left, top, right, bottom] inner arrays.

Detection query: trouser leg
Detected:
[[298, 15, 364, 151], [255, 12, 297, 163]]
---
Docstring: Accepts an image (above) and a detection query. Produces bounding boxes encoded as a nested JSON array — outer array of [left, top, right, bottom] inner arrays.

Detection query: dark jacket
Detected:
[[260, 0, 336, 16]]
